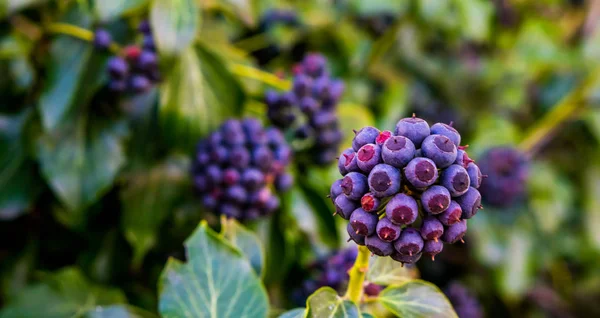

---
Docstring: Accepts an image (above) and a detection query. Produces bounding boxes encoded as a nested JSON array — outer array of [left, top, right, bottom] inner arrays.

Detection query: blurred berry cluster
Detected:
[[478, 146, 528, 208], [265, 54, 345, 165], [330, 115, 484, 264], [444, 282, 483, 318], [192, 118, 293, 221], [99, 21, 160, 94]]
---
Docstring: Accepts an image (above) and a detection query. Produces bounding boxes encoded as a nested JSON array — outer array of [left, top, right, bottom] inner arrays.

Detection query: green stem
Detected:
[[229, 63, 291, 91], [344, 245, 370, 303], [46, 22, 121, 53]]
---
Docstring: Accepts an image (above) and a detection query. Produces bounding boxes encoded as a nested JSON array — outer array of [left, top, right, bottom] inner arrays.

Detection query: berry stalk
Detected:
[[344, 245, 370, 303], [229, 63, 291, 91], [46, 23, 121, 53]]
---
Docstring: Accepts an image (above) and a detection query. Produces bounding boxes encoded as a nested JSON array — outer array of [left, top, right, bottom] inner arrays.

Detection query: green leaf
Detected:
[[292, 183, 339, 249], [150, 0, 199, 56], [585, 160, 600, 250], [158, 44, 244, 151], [85, 305, 158, 318], [158, 221, 269, 318], [378, 280, 457, 318], [94, 0, 148, 22], [367, 256, 418, 286], [0, 267, 126, 318], [454, 0, 493, 42], [338, 102, 376, 149], [528, 161, 573, 233], [221, 217, 265, 277], [37, 115, 128, 224], [278, 308, 305, 318], [121, 158, 189, 267], [305, 287, 360, 318]]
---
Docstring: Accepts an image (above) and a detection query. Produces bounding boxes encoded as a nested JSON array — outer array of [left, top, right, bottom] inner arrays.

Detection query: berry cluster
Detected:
[[478, 146, 528, 208], [103, 21, 160, 94], [444, 282, 483, 318], [191, 118, 293, 221], [330, 115, 484, 264], [265, 54, 345, 165]]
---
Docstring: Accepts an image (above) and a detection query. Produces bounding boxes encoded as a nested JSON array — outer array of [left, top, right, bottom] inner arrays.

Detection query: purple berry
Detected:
[[393, 228, 424, 256], [376, 217, 402, 242], [230, 147, 250, 168], [202, 195, 218, 210], [94, 29, 112, 50], [276, 173, 293, 191], [347, 223, 365, 245], [129, 75, 151, 93], [438, 201, 462, 226], [444, 282, 483, 318], [420, 216, 444, 241], [299, 96, 318, 114], [356, 144, 381, 172], [423, 240, 444, 260], [360, 193, 381, 213], [138, 20, 152, 34], [225, 185, 247, 204], [330, 179, 343, 203], [430, 122, 461, 146], [143, 35, 155, 51], [107, 57, 128, 78], [442, 219, 467, 243], [302, 53, 327, 77], [242, 168, 264, 190], [350, 208, 378, 236], [251, 146, 273, 171], [334, 195, 359, 220], [404, 157, 438, 188], [454, 149, 475, 168], [108, 79, 126, 92], [137, 51, 157, 70], [386, 193, 418, 225], [421, 185, 451, 214], [366, 235, 394, 256], [466, 162, 482, 189], [205, 165, 222, 184], [478, 147, 528, 207], [368, 164, 401, 198], [338, 148, 359, 175], [220, 204, 242, 219], [352, 127, 380, 151], [381, 135, 416, 168], [395, 116, 430, 147], [210, 145, 229, 163], [456, 187, 481, 219], [391, 251, 422, 264], [341, 172, 368, 200], [222, 168, 240, 186], [311, 111, 336, 128], [441, 164, 470, 197], [421, 134, 457, 168]]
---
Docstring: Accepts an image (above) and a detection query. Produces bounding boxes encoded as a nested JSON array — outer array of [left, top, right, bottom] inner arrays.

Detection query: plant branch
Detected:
[[46, 22, 121, 53], [344, 245, 370, 304], [229, 63, 291, 91]]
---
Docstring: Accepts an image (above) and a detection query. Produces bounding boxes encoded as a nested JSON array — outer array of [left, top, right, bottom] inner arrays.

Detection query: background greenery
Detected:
[[1, 0, 600, 317]]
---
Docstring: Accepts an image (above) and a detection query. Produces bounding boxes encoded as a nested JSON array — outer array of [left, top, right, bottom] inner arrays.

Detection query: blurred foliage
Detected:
[[0, 0, 600, 317]]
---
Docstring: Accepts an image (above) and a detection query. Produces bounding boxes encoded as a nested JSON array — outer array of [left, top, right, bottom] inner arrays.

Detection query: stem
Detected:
[[46, 23, 121, 53], [344, 245, 370, 303], [229, 63, 291, 91]]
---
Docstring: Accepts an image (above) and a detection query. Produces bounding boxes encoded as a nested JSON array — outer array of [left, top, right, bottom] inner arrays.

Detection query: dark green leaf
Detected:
[[378, 280, 457, 318], [94, 0, 148, 22], [158, 221, 269, 318], [222, 217, 265, 277], [305, 287, 359, 318], [278, 308, 305, 318], [85, 305, 158, 318], [150, 0, 199, 56]]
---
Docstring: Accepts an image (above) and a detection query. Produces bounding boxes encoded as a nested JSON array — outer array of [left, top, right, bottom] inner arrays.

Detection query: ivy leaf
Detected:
[[305, 287, 360, 318], [278, 308, 305, 318], [84, 305, 158, 318], [158, 221, 269, 318], [367, 256, 418, 286], [150, 0, 199, 56], [221, 217, 265, 277], [94, 0, 149, 22], [378, 280, 457, 318]]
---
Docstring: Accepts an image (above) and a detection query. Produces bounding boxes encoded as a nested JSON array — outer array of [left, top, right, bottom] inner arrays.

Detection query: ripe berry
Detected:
[[395, 116, 430, 147], [276, 173, 293, 191], [357, 144, 382, 172], [138, 20, 152, 34], [330, 179, 343, 203], [205, 165, 222, 184], [421, 134, 457, 168], [341, 172, 368, 200], [442, 219, 467, 244], [420, 216, 444, 241], [220, 204, 242, 219], [386, 193, 418, 225], [438, 201, 462, 226], [394, 228, 424, 256], [225, 185, 247, 204], [129, 75, 151, 93], [94, 29, 112, 50], [421, 185, 451, 214], [404, 157, 438, 188], [441, 164, 470, 197], [352, 127, 380, 151], [430, 123, 461, 147], [423, 240, 444, 260], [444, 282, 483, 318], [251, 146, 273, 171], [242, 168, 264, 190], [334, 195, 358, 220], [381, 136, 416, 168], [466, 162, 482, 189], [366, 235, 394, 256], [108, 57, 128, 78], [210, 146, 229, 163], [368, 164, 401, 198], [455, 149, 475, 168], [137, 51, 158, 70], [361, 193, 381, 213], [456, 187, 481, 219], [390, 251, 422, 264], [222, 168, 240, 185], [143, 35, 155, 51], [478, 146, 528, 207], [376, 217, 402, 242], [375, 130, 392, 146], [350, 208, 378, 236], [347, 223, 366, 245]]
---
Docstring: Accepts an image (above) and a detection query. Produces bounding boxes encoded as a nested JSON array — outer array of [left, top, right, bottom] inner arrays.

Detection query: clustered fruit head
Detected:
[[191, 118, 293, 221], [444, 282, 483, 318], [265, 53, 345, 165], [478, 146, 528, 208], [103, 21, 160, 94], [331, 115, 484, 264]]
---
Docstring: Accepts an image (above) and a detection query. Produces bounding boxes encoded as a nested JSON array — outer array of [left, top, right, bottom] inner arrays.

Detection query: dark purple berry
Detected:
[[129, 75, 151, 93], [438, 201, 462, 226], [264, 195, 280, 214], [420, 216, 444, 241], [404, 157, 438, 188], [142, 35, 155, 51], [293, 74, 312, 96], [364, 283, 384, 297], [423, 240, 444, 260], [311, 111, 336, 128], [225, 186, 247, 204], [421, 134, 457, 168], [366, 235, 394, 256], [194, 175, 208, 192], [334, 195, 358, 220], [138, 20, 152, 34], [137, 51, 157, 70], [222, 168, 240, 186], [444, 282, 483, 318], [441, 164, 470, 197], [317, 129, 342, 146], [376, 217, 402, 242], [251, 146, 273, 170], [220, 204, 242, 219], [478, 147, 528, 207], [302, 53, 327, 77], [242, 168, 264, 190], [108, 79, 126, 92], [349, 208, 378, 236], [430, 122, 461, 146], [360, 193, 380, 213], [368, 164, 401, 198], [94, 29, 112, 50], [107, 57, 128, 78], [442, 219, 467, 243], [394, 228, 424, 256], [330, 179, 343, 203], [202, 195, 218, 210], [391, 251, 422, 264], [375, 130, 392, 146], [347, 223, 365, 245], [210, 145, 229, 163], [466, 162, 482, 189], [386, 193, 418, 225], [299, 96, 318, 114], [205, 165, 222, 184], [382, 135, 416, 168], [276, 173, 293, 191], [352, 127, 380, 151], [456, 187, 481, 219], [357, 144, 382, 172], [455, 149, 475, 168], [395, 116, 430, 147], [421, 185, 451, 214], [341, 172, 368, 200], [338, 148, 359, 175]]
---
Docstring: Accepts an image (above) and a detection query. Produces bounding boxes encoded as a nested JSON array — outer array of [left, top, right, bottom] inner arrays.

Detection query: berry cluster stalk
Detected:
[[344, 245, 370, 303], [46, 23, 121, 53]]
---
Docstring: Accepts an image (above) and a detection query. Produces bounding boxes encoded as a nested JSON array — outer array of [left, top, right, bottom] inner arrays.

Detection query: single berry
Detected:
[[421, 134, 457, 168], [441, 164, 470, 197], [225, 185, 247, 204], [442, 219, 467, 243], [404, 157, 438, 188], [376, 217, 402, 242], [311, 111, 336, 128], [421, 185, 451, 214], [334, 195, 359, 220], [341, 172, 368, 200], [251, 146, 273, 171], [350, 208, 378, 236], [430, 122, 461, 146], [454, 149, 475, 168], [138, 20, 152, 34], [364, 283, 384, 297], [391, 251, 422, 264], [107, 57, 128, 78], [220, 204, 242, 219], [129, 75, 151, 93], [276, 173, 293, 191], [330, 179, 343, 203], [395, 116, 430, 147], [210, 145, 229, 163], [444, 283, 483, 318], [466, 162, 482, 189], [366, 235, 394, 256], [456, 187, 481, 219], [357, 144, 382, 172], [205, 165, 222, 184], [94, 29, 112, 50], [230, 147, 251, 169], [386, 193, 418, 225], [352, 126, 380, 151], [375, 130, 393, 146], [143, 35, 156, 51], [202, 195, 218, 210], [242, 168, 264, 190], [394, 228, 424, 256], [478, 147, 528, 207], [368, 164, 401, 198], [360, 193, 381, 213], [420, 216, 444, 241], [438, 201, 462, 226], [137, 51, 158, 70], [381, 135, 416, 168], [347, 223, 366, 245], [299, 96, 318, 114], [222, 168, 240, 186], [124, 45, 142, 61], [423, 240, 444, 260]]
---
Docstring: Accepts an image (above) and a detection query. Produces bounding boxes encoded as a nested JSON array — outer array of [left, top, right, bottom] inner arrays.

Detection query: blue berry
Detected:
[[421, 185, 451, 214], [456, 187, 481, 219], [210, 145, 229, 163], [107, 57, 128, 78], [404, 157, 438, 188], [138, 20, 152, 34], [350, 208, 378, 236], [385, 193, 418, 225], [421, 134, 457, 168], [129, 75, 151, 92], [347, 223, 366, 245], [423, 240, 444, 260], [390, 251, 422, 264], [302, 53, 327, 77], [430, 122, 461, 146], [420, 216, 444, 241], [334, 195, 358, 220], [478, 147, 528, 207], [338, 148, 359, 175], [341, 172, 368, 200], [330, 179, 343, 203], [466, 162, 482, 189], [352, 126, 380, 151], [143, 35, 155, 51], [194, 175, 208, 192], [94, 29, 112, 50], [357, 144, 382, 172], [393, 228, 424, 256], [376, 217, 402, 242], [438, 201, 462, 226], [251, 146, 273, 171], [442, 219, 467, 243], [264, 195, 280, 214], [317, 129, 342, 146], [360, 192, 381, 213], [205, 165, 222, 184], [368, 164, 401, 198], [366, 235, 394, 256], [299, 96, 318, 114], [382, 135, 416, 168], [395, 116, 430, 147], [441, 164, 470, 197]]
